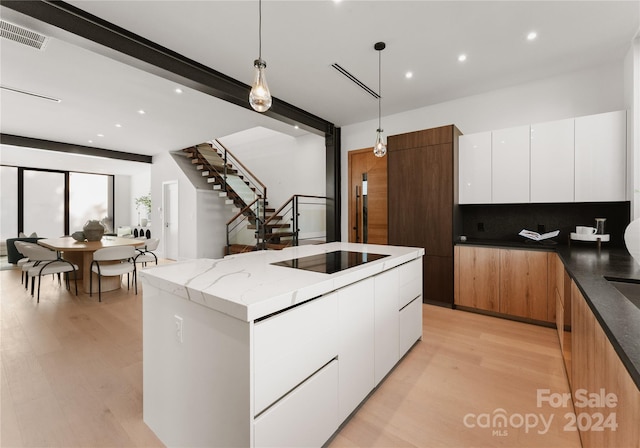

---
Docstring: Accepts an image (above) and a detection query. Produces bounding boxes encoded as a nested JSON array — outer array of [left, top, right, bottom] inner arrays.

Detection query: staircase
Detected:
[[182, 141, 296, 254]]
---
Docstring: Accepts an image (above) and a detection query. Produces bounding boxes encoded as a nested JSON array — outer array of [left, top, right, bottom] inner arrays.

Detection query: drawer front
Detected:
[[254, 293, 338, 414], [399, 296, 422, 356], [398, 259, 422, 309], [254, 359, 339, 448]]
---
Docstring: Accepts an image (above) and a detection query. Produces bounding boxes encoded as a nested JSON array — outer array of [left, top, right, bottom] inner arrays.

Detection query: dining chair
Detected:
[[90, 246, 137, 302], [134, 238, 159, 268], [20, 243, 78, 303], [14, 240, 36, 286]]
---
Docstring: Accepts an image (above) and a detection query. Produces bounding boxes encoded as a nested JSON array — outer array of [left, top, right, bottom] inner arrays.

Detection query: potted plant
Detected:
[[135, 194, 152, 226]]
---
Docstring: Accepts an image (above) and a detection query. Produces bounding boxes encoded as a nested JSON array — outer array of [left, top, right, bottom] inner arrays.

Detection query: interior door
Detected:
[[348, 148, 387, 244], [162, 181, 179, 260]]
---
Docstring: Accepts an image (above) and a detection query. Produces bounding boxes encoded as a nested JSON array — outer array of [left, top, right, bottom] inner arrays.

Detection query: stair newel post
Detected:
[[223, 147, 228, 192], [293, 195, 299, 247], [226, 222, 230, 254]]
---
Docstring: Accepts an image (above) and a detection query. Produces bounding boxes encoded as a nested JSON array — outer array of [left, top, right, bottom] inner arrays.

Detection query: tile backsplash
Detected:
[[459, 201, 630, 247]]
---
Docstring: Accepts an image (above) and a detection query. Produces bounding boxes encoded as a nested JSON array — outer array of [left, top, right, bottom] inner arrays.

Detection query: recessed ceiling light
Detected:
[[88, 140, 93, 144], [458, 54, 467, 62], [97, 133, 104, 137], [294, 125, 299, 129], [138, 109, 145, 115], [527, 31, 537, 41], [405, 71, 413, 79], [175, 88, 183, 94], [115, 123, 122, 128]]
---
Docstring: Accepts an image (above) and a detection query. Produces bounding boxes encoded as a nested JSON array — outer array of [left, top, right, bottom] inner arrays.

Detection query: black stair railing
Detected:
[[263, 195, 329, 249]]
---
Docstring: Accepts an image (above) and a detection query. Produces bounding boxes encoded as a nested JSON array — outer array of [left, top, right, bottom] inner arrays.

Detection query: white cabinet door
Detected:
[[459, 132, 492, 204], [492, 125, 530, 203], [254, 360, 339, 448], [397, 259, 422, 309], [575, 110, 626, 202], [530, 118, 575, 203], [338, 278, 374, 421], [253, 293, 338, 415], [374, 268, 399, 385], [399, 296, 423, 356]]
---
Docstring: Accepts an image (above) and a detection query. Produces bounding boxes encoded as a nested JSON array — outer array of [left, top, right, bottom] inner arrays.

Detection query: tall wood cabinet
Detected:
[[388, 125, 461, 306]]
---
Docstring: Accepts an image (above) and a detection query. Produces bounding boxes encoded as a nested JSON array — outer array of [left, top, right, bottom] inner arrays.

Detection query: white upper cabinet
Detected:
[[530, 118, 575, 203], [459, 132, 492, 204], [574, 110, 627, 202], [492, 125, 530, 203]]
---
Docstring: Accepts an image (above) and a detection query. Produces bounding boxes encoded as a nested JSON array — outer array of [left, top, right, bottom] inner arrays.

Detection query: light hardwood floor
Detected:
[[1, 263, 581, 448]]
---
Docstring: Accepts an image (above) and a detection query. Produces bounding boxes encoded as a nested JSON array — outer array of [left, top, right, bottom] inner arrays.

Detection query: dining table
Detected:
[[38, 236, 145, 294]]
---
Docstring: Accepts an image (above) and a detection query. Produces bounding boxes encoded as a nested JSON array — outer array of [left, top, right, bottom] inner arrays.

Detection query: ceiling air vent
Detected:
[[0, 20, 49, 50], [331, 63, 379, 99]]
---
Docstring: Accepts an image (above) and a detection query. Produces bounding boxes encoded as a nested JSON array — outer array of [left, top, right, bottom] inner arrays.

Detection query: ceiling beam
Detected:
[[1, 0, 336, 136], [1, 134, 153, 163]]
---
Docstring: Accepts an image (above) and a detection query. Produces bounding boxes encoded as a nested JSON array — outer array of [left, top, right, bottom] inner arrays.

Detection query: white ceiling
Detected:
[[1, 1, 638, 158]]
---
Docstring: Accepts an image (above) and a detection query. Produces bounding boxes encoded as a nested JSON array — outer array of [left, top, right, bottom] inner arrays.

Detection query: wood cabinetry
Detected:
[[458, 131, 492, 204], [574, 110, 627, 202], [550, 253, 572, 382], [571, 282, 640, 448], [454, 246, 552, 323], [454, 245, 499, 311], [499, 249, 548, 320], [388, 125, 460, 306], [530, 118, 575, 202]]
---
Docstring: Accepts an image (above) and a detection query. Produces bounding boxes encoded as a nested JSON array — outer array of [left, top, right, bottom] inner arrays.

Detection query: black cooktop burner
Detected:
[[272, 250, 389, 274]]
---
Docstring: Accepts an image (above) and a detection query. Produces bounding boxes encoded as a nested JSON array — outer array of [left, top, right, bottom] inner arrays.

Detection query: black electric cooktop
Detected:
[[271, 250, 389, 274]]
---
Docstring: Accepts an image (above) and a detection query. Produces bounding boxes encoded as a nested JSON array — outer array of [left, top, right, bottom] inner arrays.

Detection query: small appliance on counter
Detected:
[[570, 218, 609, 249]]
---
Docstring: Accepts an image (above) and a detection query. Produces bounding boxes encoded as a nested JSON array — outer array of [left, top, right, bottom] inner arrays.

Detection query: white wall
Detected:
[[152, 151, 234, 260], [196, 189, 230, 259], [340, 62, 628, 239], [625, 37, 640, 219], [219, 129, 326, 209]]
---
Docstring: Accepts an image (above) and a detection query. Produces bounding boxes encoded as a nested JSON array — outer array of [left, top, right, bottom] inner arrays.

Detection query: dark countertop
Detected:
[[456, 239, 640, 389]]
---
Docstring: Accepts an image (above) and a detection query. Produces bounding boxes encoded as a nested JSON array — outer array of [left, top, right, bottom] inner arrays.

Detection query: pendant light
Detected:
[[249, 0, 272, 112], [373, 41, 386, 157]]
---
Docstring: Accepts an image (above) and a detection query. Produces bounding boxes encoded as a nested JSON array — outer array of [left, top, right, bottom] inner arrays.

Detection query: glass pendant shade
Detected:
[[249, 58, 271, 112], [373, 41, 387, 157], [374, 129, 387, 157]]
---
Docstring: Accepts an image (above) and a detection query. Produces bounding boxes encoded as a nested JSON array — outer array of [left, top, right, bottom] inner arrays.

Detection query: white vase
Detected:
[[140, 218, 148, 227], [624, 217, 640, 266]]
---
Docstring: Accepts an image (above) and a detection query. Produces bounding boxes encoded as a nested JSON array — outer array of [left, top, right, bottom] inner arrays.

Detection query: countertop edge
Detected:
[[140, 243, 425, 323]]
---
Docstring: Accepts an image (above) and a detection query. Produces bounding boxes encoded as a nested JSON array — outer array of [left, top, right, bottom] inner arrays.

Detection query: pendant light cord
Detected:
[[258, 0, 262, 60], [378, 49, 382, 131]]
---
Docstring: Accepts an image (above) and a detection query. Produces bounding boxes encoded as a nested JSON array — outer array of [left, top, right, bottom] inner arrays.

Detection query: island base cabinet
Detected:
[[254, 360, 339, 448], [142, 283, 251, 448], [338, 278, 375, 421], [253, 293, 338, 415], [399, 296, 423, 355], [374, 269, 400, 385]]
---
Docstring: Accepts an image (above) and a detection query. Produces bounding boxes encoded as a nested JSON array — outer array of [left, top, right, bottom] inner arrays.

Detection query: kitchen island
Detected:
[[139, 242, 424, 448]]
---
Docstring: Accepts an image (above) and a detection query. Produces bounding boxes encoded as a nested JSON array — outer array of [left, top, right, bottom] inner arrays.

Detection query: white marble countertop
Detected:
[[139, 242, 424, 322]]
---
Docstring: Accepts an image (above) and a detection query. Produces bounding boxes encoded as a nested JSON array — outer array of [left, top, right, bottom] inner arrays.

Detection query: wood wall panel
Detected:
[[423, 256, 453, 304], [388, 146, 426, 248], [388, 125, 458, 306], [387, 125, 454, 151]]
